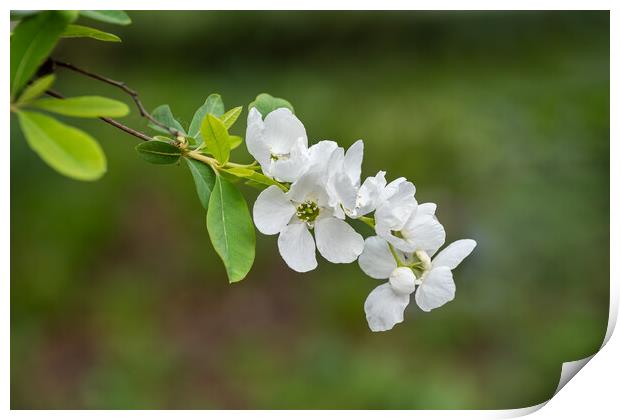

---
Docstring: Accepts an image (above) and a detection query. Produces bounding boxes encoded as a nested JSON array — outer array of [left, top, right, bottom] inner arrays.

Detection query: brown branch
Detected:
[[45, 89, 154, 142], [49, 59, 182, 138]]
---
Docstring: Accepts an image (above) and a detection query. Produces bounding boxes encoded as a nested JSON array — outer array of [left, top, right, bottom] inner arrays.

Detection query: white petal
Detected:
[[332, 172, 357, 211], [253, 185, 296, 235], [307, 140, 339, 172], [354, 170, 387, 216], [389, 267, 416, 295], [277, 222, 317, 273], [378, 230, 415, 254], [432, 239, 477, 270], [269, 137, 309, 182], [358, 236, 398, 279], [343, 139, 363, 185], [416, 202, 437, 217], [402, 214, 446, 255], [287, 169, 330, 207], [263, 108, 308, 153], [245, 108, 271, 168], [314, 217, 364, 263], [380, 177, 407, 201], [375, 181, 417, 232], [415, 267, 455, 312], [364, 283, 410, 332]]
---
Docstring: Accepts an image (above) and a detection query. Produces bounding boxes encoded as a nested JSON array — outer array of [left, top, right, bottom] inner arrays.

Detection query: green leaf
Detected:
[[185, 158, 216, 210], [135, 140, 182, 165], [15, 74, 56, 105], [207, 175, 256, 283], [79, 11, 131, 25], [245, 171, 288, 191], [10, 11, 76, 100], [249, 93, 294, 117], [201, 114, 231, 164], [224, 167, 255, 177], [10, 11, 42, 20], [149, 105, 186, 135], [186, 136, 202, 149], [229, 135, 243, 149], [220, 106, 243, 129], [188, 94, 225, 138], [152, 135, 174, 142], [30, 96, 129, 118], [17, 110, 106, 181], [61, 24, 121, 42]]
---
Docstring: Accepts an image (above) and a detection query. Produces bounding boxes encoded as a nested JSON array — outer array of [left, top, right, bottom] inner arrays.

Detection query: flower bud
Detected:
[[389, 267, 416, 295]]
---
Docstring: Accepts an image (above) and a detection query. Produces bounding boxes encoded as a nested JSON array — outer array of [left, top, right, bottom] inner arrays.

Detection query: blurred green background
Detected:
[[10, 11, 609, 409]]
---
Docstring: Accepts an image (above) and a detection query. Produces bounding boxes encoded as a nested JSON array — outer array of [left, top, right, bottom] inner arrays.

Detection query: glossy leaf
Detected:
[[61, 24, 121, 42], [17, 110, 106, 181], [31, 96, 129, 118], [15, 74, 56, 105], [220, 106, 243, 129], [185, 158, 216, 209], [79, 11, 131, 25], [207, 175, 256, 283], [135, 140, 182, 165], [201, 114, 230, 164], [249, 93, 294, 117], [188, 94, 225, 138], [10, 11, 76, 100], [149, 104, 186, 134]]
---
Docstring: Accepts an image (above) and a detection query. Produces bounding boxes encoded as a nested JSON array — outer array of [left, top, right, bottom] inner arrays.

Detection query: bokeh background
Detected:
[[10, 11, 610, 409]]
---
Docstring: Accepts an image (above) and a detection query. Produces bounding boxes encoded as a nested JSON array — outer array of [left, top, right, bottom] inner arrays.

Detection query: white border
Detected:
[[3, 2, 617, 418]]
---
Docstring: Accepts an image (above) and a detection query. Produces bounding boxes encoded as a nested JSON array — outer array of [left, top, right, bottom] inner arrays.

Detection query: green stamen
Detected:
[[296, 201, 320, 223]]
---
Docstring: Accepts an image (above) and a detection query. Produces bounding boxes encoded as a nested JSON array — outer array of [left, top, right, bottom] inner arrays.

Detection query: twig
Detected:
[[49, 59, 181, 137], [45, 89, 154, 142]]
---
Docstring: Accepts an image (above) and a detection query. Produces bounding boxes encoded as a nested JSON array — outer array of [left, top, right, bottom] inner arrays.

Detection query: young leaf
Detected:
[[207, 175, 256, 283], [201, 114, 230, 164], [15, 74, 56, 105], [31, 96, 129, 118], [224, 167, 255, 177], [61, 24, 121, 42], [149, 105, 186, 134], [188, 94, 225, 138], [10, 11, 76, 100], [229, 136, 243, 149], [249, 93, 294, 117], [17, 111, 106, 181], [135, 140, 182, 165], [79, 11, 132, 25], [245, 171, 288, 191], [185, 158, 216, 210], [220, 106, 243, 129]]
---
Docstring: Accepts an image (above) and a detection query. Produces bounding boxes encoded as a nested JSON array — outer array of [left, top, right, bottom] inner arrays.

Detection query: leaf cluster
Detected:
[[10, 10, 132, 181]]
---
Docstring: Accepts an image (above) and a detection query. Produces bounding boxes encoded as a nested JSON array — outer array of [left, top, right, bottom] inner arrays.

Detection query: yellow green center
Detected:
[[296, 201, 320, 222]]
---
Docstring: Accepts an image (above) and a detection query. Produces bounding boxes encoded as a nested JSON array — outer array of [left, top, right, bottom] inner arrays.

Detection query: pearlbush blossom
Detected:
[[246, 106, 476, 331], [359, 236, 476, 331]]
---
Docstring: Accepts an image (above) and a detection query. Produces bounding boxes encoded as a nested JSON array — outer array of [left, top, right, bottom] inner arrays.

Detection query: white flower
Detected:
[[372, 178, 418, 243], [359, 236, 476, 332], [246, 107, 309, 182], [253, 165, 364, 273], [325, 140, 388, 218], [374, 177, 445, 255]]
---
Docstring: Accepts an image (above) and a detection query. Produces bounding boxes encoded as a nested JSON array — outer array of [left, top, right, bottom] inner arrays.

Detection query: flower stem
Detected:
[[388, 243, 406, 267]]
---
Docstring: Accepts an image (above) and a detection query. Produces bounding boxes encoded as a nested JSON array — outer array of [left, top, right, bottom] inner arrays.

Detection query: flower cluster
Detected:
[[246, 107, 476, 332]]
